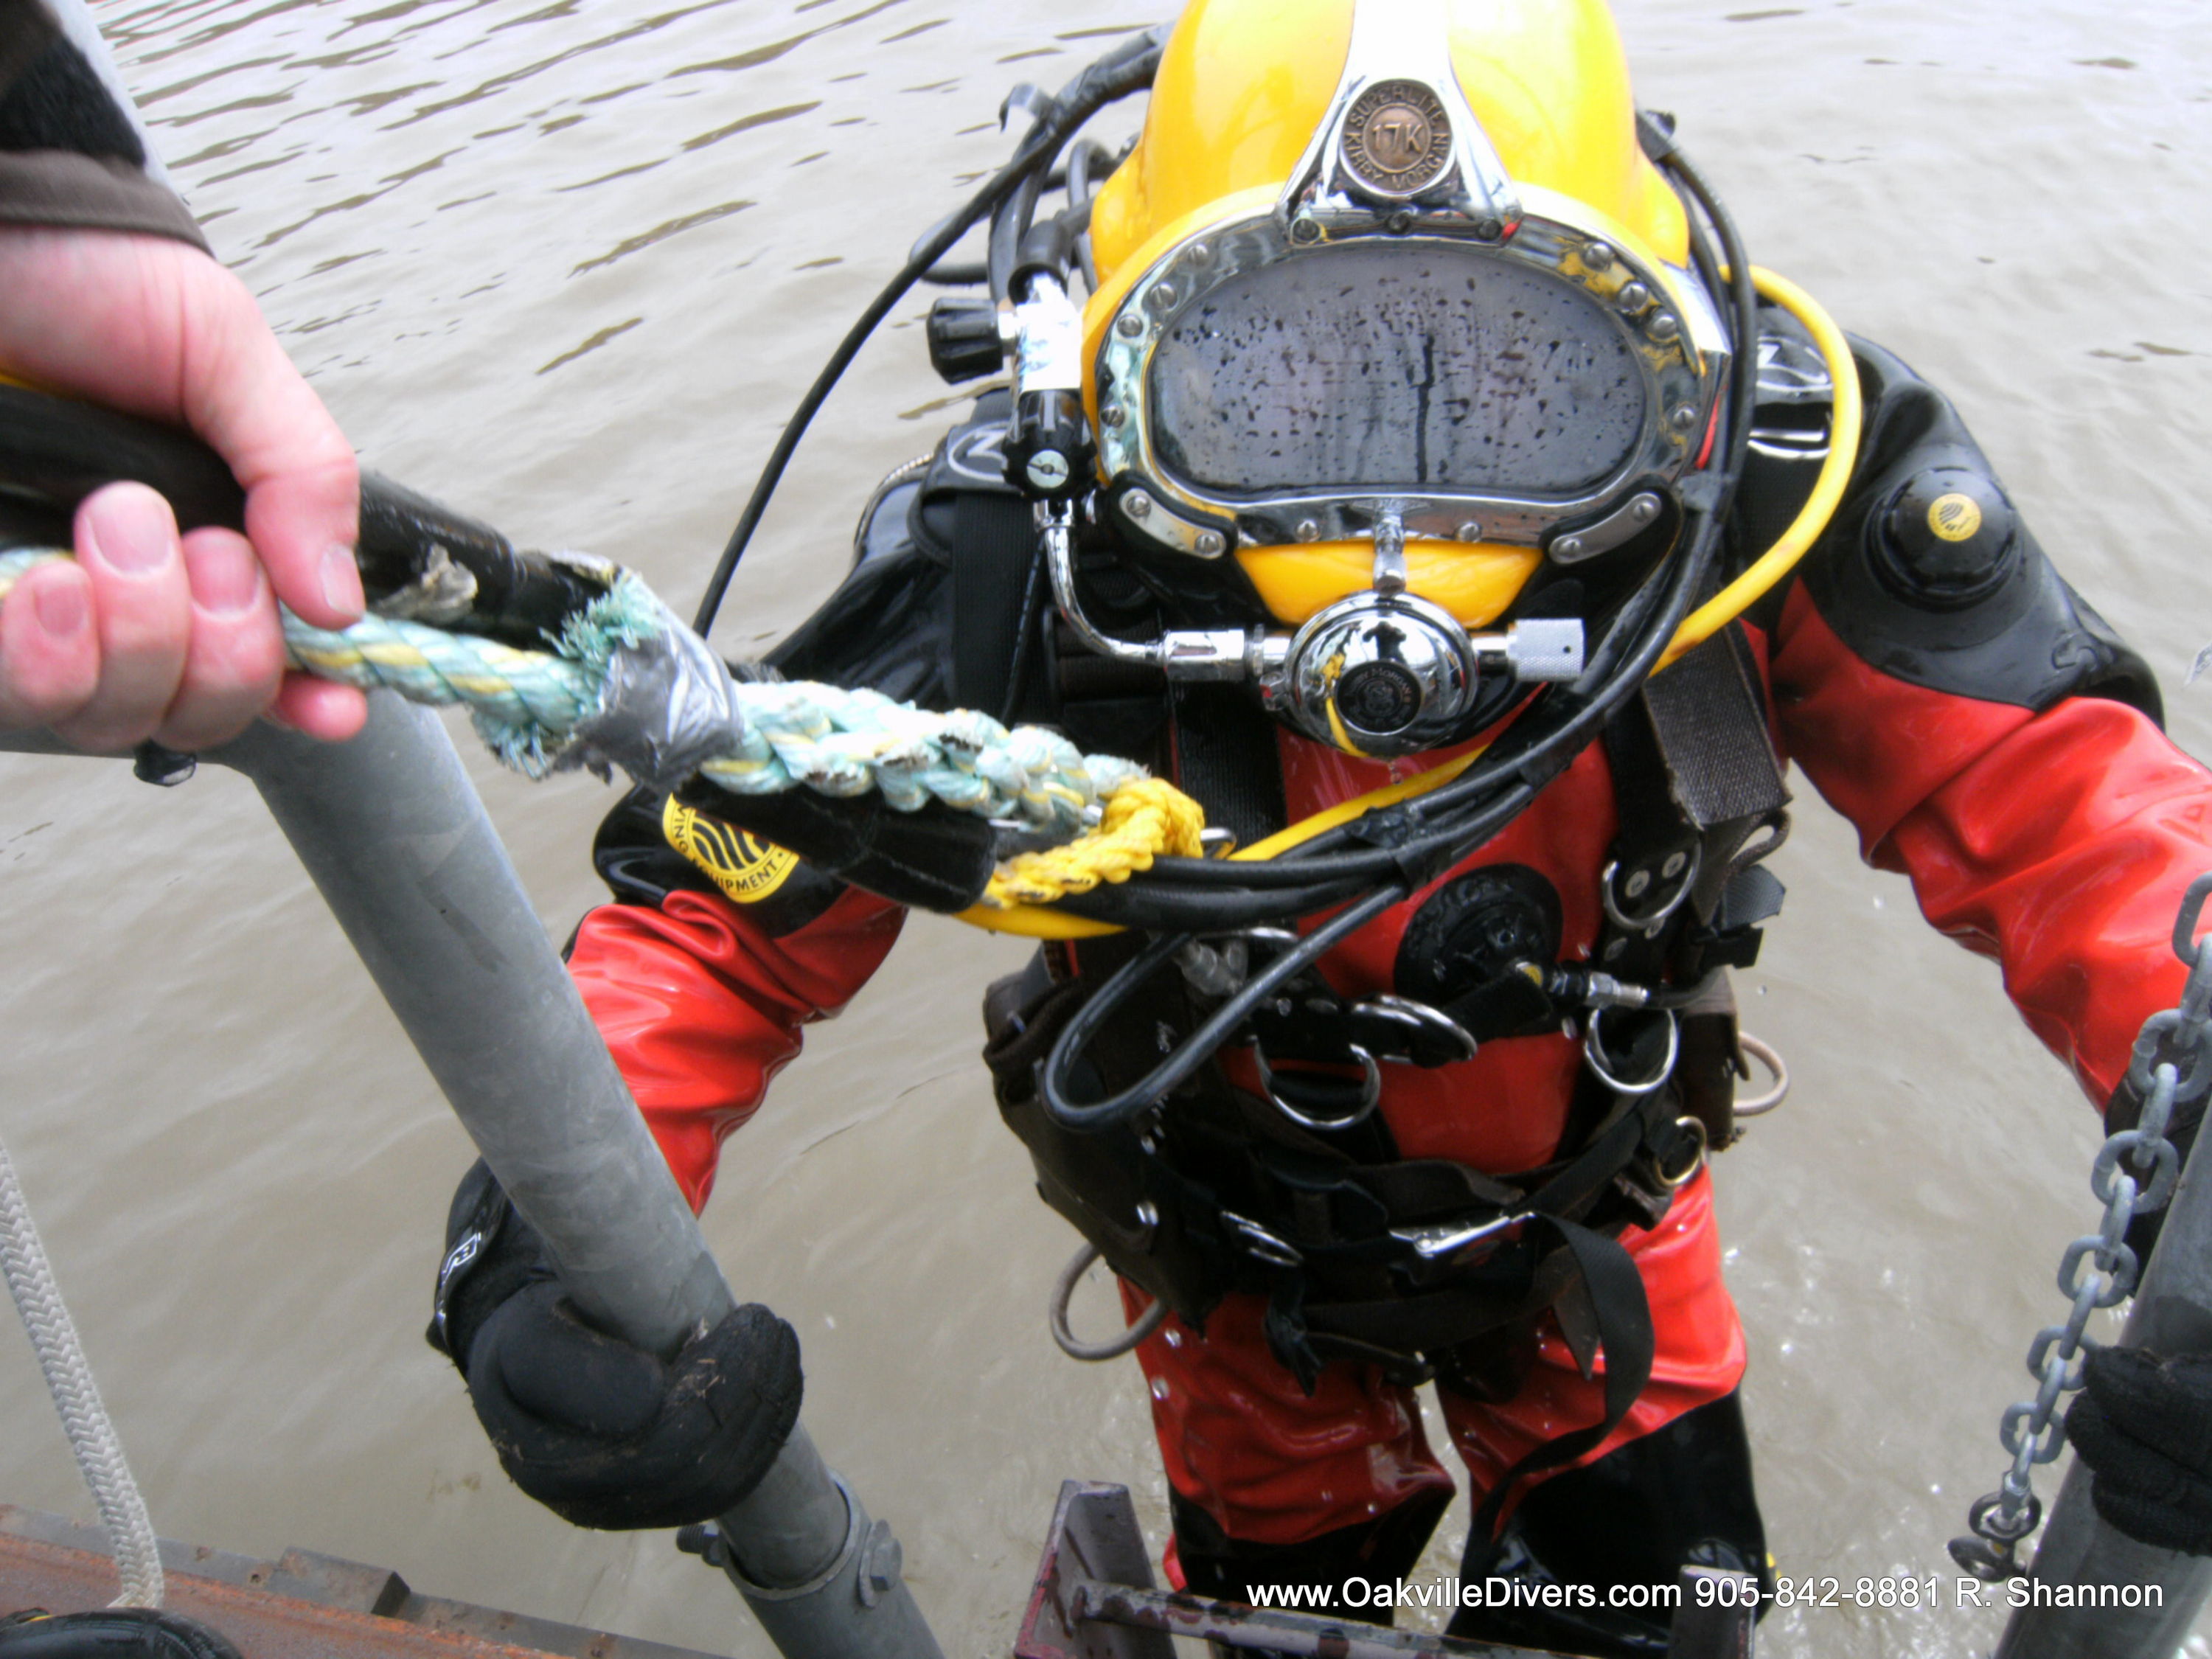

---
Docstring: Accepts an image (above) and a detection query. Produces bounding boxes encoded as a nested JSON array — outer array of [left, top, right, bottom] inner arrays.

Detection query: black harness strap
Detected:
[[1170, 682, 1290, 848], [947, 487, 1042, 717], [1464, 1215, 1655, 1560]]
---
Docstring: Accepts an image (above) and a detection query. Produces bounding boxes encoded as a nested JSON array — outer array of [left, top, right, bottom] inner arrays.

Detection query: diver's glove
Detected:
[[2065, 1346, 2212, 1555], [428, 1161, 802, 1530]]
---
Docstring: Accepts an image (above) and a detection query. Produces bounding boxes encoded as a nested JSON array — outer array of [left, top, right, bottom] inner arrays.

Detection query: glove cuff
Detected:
[[426, 1160, 553, 1368]]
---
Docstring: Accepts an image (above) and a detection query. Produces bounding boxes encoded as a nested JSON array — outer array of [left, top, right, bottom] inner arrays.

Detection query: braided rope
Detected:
[[0, 1132, 164, 1607], [987, 776, 1206, 908], [0, 549, 1197, 898]]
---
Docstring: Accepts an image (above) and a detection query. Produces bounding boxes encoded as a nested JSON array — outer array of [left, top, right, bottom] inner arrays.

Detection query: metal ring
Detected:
[[1356, 994, 1478, 1064], [1732, 1032, 1790, 1117], [1582, 1006, 1680, 1096], [1600, 846, 1702, 935], [1251, 1040, 1382, 1130], [1657, 1114, 1709, 1189], [1048, 1242, 1169, 1362]]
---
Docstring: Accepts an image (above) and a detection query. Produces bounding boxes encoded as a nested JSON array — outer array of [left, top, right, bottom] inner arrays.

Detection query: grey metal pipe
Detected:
[[1996, 1112, 2212, 1659], [0, 702, 942, 1659]]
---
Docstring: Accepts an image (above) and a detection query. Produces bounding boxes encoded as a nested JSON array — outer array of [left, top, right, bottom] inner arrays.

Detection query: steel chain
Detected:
[[1948, 872, 2212, 1582]]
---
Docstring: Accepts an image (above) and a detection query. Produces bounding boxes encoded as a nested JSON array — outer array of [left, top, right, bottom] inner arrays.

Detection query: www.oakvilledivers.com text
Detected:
[[1244, 1580, 1683, 1613], [1242, 1577, 2168, 1613]]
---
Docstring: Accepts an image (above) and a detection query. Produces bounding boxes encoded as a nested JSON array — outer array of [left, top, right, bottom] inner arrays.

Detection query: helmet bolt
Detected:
[[1295, 518, 1321, 543], [1584, 240, 1616, 271], [1124, 491, 1153, 521], [1475, 218, 1503, 241], [1147, 281, 1178, 311], [1026, 451, 1071, 492], [1101, 404, 1126, 429], [1649, 312, 1681, 343], [1186, 241, 1213, 266], [1194, 529, 1227, 557], [1669, 403, 1700, 431], [1455, 521, 1482, 543], [1290, 216, 1321, 244], [1386, 210, 1414, 234], [1116, 313, 1144, 338], [1615, 280, 1652, 313], [1625, 868, 1652, 899], [1552, 535, 1585, 561], [1661, 851, 1689, 879]]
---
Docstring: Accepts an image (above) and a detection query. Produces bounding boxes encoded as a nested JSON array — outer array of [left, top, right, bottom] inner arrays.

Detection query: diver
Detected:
[[423, 2, 2212, 1653]]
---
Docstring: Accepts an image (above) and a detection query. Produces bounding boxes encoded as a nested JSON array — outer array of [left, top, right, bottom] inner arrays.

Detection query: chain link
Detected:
[[1948, 872, 2212, 1582]]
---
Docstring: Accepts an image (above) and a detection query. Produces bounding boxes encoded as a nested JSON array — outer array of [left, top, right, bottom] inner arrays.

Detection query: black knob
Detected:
[[925, 296, 1002, 386], [1874, 466, 2019, 608]]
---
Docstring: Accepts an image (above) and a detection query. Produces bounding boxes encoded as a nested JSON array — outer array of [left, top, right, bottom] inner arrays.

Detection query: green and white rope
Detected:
[[0, 548, 1144, 833]]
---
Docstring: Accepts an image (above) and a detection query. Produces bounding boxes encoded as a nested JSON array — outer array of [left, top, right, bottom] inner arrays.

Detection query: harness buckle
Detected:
[[1390, 1209, 1523, 1265]]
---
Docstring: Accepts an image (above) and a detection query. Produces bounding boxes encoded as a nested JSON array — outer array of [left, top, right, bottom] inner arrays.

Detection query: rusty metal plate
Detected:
[[0, 1506, 723, 1659]]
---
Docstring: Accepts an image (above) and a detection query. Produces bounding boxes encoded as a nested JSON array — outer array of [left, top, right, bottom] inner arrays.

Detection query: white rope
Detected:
[[0, 1130, 164, 1607]]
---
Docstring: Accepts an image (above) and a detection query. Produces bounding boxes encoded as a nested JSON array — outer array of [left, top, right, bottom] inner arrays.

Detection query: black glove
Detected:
[[428, 1161, 802, 1530], [2065, 1346, 2212, 1554]]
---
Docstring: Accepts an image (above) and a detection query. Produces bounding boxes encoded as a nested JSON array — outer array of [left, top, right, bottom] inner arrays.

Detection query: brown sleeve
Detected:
[[0, 0, 209, 251]]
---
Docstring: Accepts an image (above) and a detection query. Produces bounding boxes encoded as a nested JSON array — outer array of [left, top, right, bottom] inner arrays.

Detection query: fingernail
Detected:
[[33, 581, 87, 639], [321, 543, 364, 619], [84, 487, 177, 574], [189, 535, 263, 615]]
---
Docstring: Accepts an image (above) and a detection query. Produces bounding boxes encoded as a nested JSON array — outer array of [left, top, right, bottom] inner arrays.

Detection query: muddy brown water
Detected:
[[4, 2, 2211, 1656]]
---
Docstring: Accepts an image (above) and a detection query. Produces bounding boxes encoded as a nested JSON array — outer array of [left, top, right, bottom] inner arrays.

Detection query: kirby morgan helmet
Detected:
[[1057, 0, 1733, 758]]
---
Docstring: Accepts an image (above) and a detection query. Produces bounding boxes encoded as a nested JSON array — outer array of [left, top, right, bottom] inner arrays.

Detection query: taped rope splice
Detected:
[[0, 549, 1193, 905]]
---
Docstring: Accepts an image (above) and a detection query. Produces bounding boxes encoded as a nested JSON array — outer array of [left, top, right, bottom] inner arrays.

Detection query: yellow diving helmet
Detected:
[[1045, 0, 1731, 757]]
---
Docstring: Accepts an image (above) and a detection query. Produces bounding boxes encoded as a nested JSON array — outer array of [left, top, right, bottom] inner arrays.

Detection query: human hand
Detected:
[[2065, 1346, 2212, 1555], [0, 227, 367, 748]]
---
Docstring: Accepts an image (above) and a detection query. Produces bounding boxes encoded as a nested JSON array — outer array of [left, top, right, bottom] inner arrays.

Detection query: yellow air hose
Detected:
[[954, 265, 1862, 939]]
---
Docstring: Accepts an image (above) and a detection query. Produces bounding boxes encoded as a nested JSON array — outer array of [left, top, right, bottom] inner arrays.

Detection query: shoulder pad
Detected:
[[1790, 338, 2160, 722], [590, 785, 844, 936]]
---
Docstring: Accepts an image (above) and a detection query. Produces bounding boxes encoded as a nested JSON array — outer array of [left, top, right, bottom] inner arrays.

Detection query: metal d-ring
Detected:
[[1657, 1113, 1710, 1189], [1251, 1040, 1383, 1130], [1356, 994, 1478, 1064], [1733, 1032, 1790, 1117], [1582, 1006, 1680, 1096], [1600, 846, 1702, 935], [1048, 1241, 1170, 1361]]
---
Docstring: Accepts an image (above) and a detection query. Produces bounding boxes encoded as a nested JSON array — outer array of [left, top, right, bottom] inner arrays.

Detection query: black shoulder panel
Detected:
[[0, 32, 145, 166], [1792, 337, 2160, 723], [591, 783, 846, 937], [766, 509, 955, 712]]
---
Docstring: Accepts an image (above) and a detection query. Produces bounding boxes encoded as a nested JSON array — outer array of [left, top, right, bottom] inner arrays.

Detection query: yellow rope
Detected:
[[1656, 265, 1863, 668], [981, 776, 1206, 909]]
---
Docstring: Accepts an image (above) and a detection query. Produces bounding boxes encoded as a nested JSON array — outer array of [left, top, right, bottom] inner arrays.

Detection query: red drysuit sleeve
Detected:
[[1770, 583, 2212, 1108], [566, 885, 906, 1211]]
